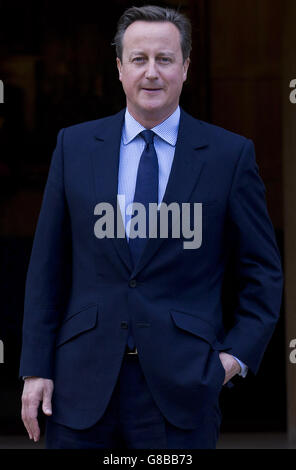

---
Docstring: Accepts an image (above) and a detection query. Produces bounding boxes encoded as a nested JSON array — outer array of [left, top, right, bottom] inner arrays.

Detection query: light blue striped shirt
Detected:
[[118, 106, 179, 238], [117, 106, 247, 379]]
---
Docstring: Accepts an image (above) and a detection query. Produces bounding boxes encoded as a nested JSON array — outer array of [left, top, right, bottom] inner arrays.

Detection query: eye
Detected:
[[158, 57, 172, 63], [132, 57, 146, 64]]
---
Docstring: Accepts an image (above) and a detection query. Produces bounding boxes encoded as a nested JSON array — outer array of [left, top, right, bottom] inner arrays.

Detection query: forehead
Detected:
[[122, 21, 182, 53]]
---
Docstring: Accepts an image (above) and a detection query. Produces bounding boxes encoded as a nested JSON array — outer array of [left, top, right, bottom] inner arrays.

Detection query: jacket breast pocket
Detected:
[[55, 304, 98, 348]]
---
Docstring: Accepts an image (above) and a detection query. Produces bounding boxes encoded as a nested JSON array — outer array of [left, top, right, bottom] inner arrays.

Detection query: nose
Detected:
[[145, 59, 159, 80]]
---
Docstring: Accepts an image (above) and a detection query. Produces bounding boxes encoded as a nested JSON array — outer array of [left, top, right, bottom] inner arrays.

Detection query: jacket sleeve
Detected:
[[19, 128, 72, 379], [222, 139, 283, 374]]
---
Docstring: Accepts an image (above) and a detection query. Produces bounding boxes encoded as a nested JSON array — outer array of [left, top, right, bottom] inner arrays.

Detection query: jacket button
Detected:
[[129, 279, 137, 288], [121, 321, 128, 329]]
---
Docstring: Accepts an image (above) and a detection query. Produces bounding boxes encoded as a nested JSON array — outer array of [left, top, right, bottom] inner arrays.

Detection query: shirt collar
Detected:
[[122, 106, 180, 147]]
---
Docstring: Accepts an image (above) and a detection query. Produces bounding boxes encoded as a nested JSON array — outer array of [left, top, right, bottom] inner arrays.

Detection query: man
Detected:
[[20, 5, 283, 449]]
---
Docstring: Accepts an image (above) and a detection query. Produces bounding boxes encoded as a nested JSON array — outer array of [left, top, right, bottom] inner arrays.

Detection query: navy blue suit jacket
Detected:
[[19, 108, 283, 430]]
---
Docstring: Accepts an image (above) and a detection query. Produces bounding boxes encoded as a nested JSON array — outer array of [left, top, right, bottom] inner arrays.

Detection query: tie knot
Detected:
[[140, 129, 155, 145]]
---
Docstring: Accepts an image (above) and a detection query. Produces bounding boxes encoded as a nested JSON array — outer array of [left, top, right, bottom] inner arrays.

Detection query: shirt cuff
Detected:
[[232, 356, 248, 378]]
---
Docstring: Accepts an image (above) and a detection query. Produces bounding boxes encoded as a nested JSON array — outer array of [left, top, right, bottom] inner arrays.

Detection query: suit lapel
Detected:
[[91, 109, 134, 272], [91, 108, 209, 277], [131, 109, 209, 277]]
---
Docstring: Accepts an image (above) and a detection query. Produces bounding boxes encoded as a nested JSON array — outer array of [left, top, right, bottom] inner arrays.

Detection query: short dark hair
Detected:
[[113, 5, 192, 62]]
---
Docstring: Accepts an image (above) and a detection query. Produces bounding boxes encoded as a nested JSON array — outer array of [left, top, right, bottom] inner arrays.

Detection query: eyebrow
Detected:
[[129, 51, 175, 57]]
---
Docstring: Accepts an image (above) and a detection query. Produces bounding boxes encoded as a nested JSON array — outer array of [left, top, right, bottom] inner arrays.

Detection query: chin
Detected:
[[139, 101, 166, 115]]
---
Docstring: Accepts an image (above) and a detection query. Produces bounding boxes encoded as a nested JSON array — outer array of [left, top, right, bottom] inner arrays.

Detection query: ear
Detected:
[[182, 57, 190, 82], [116, 57, 122, 81]]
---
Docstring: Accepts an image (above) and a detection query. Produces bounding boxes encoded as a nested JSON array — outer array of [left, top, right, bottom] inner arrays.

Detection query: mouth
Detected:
[[142, 88, 163, 93]]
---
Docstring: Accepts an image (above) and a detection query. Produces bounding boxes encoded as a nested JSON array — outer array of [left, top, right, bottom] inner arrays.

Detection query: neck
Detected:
[[127, 105, 178, 129]]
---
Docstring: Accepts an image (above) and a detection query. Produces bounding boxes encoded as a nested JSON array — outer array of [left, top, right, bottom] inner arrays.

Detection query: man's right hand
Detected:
[[21, 377, 54, 442]]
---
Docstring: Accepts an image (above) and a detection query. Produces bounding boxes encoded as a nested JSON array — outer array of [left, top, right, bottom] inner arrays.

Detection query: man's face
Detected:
[[116, 21, 190, 124]]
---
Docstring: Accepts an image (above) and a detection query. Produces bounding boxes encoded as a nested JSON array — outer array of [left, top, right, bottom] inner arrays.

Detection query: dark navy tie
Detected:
[[127, 130, 158, 350], [129, 130, 159, 267]]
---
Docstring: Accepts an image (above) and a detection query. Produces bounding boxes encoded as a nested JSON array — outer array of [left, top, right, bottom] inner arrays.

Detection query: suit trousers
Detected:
[[45, 352, 222, 449]]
